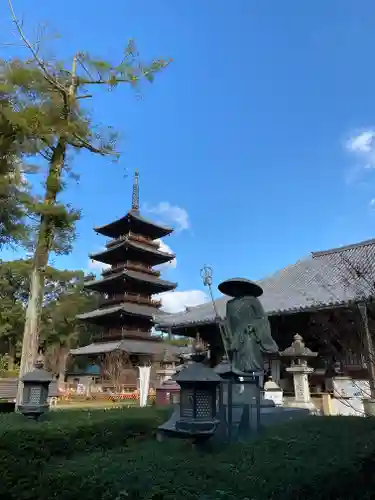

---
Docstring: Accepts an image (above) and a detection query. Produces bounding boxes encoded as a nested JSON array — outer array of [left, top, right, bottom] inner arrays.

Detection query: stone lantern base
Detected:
[[18, 404, 49, 419], [284, 400, 317, 412], [363, 399, 375, 417]]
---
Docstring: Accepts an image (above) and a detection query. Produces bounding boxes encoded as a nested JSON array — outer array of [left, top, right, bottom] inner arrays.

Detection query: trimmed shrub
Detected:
[[0, 370, 19, 378], [6, 416, 375, 500], [0, 406, 171, 499], [0, 400, 15, 413]]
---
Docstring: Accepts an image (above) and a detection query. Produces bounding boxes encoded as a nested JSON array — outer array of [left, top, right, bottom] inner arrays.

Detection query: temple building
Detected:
[[155, 239, 375, 393], [70, 171, 182, 385]]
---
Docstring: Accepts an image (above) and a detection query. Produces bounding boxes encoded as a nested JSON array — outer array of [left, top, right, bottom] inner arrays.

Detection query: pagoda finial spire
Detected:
[[131, 169, 140, 212]]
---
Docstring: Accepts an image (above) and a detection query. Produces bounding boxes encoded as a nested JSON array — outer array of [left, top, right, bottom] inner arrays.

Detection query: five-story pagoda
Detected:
[[71, 170, 177, 362]]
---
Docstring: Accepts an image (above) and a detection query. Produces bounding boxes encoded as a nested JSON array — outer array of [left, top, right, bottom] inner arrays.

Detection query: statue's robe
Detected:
[[226, 296, 278, 373]]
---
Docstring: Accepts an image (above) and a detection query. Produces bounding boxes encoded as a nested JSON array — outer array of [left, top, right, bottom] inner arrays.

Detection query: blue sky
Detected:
[[2, 0, 375, 312]]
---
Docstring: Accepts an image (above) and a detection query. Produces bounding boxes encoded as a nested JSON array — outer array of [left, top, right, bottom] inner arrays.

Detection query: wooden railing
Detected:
[[106, 232, 160, 249], [101, 261, 161, 278], [126, 262, 161, 277], [93, 327, 150, 342], [100, 292, 162, 308], [128, 232, 160, 248]]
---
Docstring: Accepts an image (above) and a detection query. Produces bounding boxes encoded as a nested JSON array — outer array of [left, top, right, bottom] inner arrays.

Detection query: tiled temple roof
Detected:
[[155, 239, 375, 329]]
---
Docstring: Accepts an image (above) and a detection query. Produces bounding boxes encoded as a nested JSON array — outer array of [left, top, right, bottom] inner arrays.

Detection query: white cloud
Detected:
[[345, 129, 375, 184], [144, 202, 190, 232], [88, 259, 110, 272], [158, 290, 209, 314], [346, 131, 375, 154], [155, 239, 177, 271], [87, 249, 110, 275], [370, 199, 375, 210]]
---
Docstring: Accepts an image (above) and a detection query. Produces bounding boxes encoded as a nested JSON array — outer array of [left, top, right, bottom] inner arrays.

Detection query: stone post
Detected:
[[270, 358, 281, 384], [156, 348, 178, 386], [138, 357, 151, 407], [280, 334, 318, 412], [286, 363, 314, 407]]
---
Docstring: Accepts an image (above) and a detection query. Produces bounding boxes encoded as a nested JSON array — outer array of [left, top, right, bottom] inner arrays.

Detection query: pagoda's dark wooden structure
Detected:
[[76, 171, 177, 360]]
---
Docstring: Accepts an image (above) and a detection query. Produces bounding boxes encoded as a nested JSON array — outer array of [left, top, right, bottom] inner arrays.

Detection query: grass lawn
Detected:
[[0, 408, 374, 500]]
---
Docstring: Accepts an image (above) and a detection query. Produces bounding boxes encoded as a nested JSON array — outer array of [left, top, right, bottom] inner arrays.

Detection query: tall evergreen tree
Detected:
[[4, 1, 171, 405], [0, 94, 34, 248]]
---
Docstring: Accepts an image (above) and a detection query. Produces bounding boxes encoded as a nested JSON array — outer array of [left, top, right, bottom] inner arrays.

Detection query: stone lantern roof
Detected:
[[175, 355, 222, 384], [279, 334, 318, 359], [21, 360, 53, 383]]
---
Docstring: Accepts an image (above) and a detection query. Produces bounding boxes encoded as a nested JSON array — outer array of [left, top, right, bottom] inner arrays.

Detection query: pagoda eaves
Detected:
[[84, 268, 177, 295], [89, 238, 175, 266], [94, 211, 173, 240], [77, 302, 164, 324]]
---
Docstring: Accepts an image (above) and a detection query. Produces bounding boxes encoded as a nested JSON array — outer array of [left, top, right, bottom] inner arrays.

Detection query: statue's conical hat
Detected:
[[218, 278, 263, 298]]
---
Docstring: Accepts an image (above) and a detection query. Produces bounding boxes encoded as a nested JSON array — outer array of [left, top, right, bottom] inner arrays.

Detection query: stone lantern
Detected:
[[18, 359, 53, 419], [280, 334, 318, 411], [157, 338, 222, 441], [175, 347, 222, 436]]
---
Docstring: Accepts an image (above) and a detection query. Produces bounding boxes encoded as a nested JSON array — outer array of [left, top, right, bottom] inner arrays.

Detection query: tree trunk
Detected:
[[7, 339, 15, 372], [358, 303, 375, 399], [58, 348, 69, 384], [16, 142, 66, 408], [15, 55, 79, 409]]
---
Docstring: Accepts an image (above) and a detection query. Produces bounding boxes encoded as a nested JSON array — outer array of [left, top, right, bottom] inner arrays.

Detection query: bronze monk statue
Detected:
[[218, 278, 279, 373]]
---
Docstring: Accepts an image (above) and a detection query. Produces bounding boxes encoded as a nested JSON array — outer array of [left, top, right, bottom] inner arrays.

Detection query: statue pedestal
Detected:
[[228, 380, 275, 408], [264, 379, 284, 407]]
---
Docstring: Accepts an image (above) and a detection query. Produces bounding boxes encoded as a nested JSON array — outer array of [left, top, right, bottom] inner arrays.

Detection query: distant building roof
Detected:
[[156, 239, 375, 329]]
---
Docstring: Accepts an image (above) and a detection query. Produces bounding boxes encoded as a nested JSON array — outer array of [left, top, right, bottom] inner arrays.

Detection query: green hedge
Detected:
[[0, 406, 170, 499], [4, 416, 375, 500], [2, 413, 375, 500], [0, 370, 19, 378]]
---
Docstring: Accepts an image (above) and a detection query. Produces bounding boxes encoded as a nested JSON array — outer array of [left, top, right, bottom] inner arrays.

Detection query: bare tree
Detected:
[[312, 245, 375, 400], [101, 351, 134, 393], [44, 344, 69, 382]]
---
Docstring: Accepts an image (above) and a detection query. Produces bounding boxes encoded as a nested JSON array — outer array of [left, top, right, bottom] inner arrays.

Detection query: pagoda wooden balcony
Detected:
[[105, 232, 160, 250], [128, 232, 160, 248], [93, 327, 151, 342], [125, 262, 161, 277], [100, 292, 162, 309], [101, 261, 161, 278]]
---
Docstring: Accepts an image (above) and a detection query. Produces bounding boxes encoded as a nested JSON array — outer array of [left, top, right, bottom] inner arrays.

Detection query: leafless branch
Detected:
[[0, 41, 25, 48], [76, 94, 93, 100], [76, 57, 95, 82], [71, 133, 118, 156], [102, 350, 133, 392], [38, 149, 52, 162], [7, 0, 67, 94], [77, 68, 161, 87]]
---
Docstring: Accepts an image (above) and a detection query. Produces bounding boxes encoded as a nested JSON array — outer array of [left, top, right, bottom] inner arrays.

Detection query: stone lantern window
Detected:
[[175, 348, 222, 435]]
